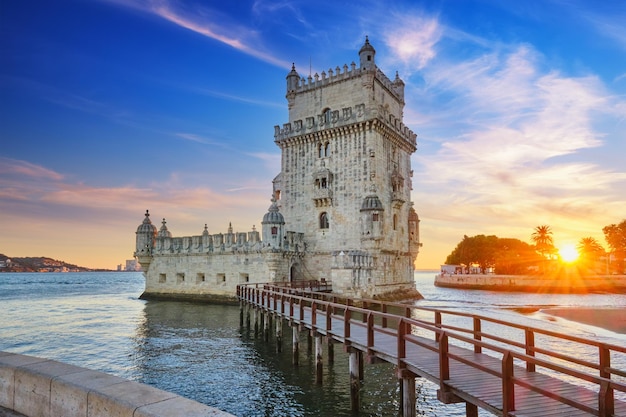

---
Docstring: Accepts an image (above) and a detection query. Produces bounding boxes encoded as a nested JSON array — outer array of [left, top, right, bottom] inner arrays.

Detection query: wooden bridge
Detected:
[[237, 282, 626, 417]]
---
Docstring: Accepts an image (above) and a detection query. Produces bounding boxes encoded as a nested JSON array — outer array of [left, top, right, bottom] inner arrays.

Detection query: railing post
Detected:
[[502, 351, 515, 415], [311, 302, 317, 329], [525, 329, 535, 372], [344, 308, 351, 341], [599, 345, 611, 379], [473, 317, 481, 353], [437, 331, 454, 404], [599, 345, 613, 417], [326, 303, 332, 332], [397, 318, 406, 364], [382, 304, 388, 328], [599, 380, 614, 417], [366, 312, 374, 357], [435, 312, 442, 342]]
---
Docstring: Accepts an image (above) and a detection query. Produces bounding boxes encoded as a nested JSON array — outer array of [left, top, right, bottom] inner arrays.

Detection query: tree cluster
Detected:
[[443, 219, 626, 275], [444, 235, 541, 275]]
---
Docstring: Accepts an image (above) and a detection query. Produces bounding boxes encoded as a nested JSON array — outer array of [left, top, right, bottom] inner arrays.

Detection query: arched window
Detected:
[[324, 142, 330, 157], [372, 213, 379, 222], [271, 226, 278, 235], [393, 214, 398, 230], [319, 212, 329, 229], [318, 144, 323, 158], [323, 108, 331, 125]]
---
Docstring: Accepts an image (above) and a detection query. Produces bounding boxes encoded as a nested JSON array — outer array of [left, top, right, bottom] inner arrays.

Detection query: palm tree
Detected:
[[577, 237, 605, 272], [531, 225, 554, 258], [531, 225, 554, 273]]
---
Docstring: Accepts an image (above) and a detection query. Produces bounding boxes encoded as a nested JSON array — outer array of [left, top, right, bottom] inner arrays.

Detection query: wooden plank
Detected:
[[247, 290, 626, 417]]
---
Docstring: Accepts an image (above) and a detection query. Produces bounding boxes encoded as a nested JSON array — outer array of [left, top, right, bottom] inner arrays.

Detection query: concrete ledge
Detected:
[[0, 352, 234, 417], [434, 273, 626, 293]]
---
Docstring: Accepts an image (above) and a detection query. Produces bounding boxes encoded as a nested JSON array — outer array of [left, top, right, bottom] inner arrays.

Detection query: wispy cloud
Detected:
[[0, 157, 65, 181], [409, 38, 626, 250], [98, 0, 290, 68], [383, 14, 442, 71]]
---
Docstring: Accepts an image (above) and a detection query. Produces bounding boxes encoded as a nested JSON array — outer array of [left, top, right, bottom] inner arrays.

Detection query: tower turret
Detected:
[[286, 63, 299, 93], [135, 210, 157, 270], [359, 36, 376, 70], [261, 197, 285, 249]]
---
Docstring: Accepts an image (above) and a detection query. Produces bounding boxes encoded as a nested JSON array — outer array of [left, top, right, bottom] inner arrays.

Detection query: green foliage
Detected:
[[445, 235, 540, 274], [603, 219, 626, 273]]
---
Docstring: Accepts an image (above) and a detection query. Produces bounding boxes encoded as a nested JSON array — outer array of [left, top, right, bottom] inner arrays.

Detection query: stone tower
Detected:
[[273, 37, 421, 297]]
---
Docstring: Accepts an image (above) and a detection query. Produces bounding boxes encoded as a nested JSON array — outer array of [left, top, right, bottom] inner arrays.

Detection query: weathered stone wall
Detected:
[[0, 351, 233, 417], [142, 251, 294, 301]]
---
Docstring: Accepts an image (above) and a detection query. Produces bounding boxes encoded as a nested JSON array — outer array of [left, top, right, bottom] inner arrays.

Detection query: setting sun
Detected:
[[559, 244, 580, 263]]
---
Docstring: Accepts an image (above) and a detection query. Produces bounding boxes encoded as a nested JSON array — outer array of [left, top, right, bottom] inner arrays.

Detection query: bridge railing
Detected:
[[237, 283, 626, 416]]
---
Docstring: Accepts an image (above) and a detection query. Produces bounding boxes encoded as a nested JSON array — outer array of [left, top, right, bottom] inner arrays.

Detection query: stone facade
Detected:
[[135, 38, 421, 302]]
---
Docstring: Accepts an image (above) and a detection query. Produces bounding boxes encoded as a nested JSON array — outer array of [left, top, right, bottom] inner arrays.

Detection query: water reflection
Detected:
[[130, 299, 451, 417]]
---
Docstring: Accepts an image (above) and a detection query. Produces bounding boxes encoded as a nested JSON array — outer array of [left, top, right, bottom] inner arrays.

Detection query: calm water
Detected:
[[1, 272, 625, 416]]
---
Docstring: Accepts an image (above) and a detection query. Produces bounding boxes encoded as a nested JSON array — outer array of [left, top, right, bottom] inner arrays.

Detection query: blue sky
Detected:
[[1, 0, 625, 269]]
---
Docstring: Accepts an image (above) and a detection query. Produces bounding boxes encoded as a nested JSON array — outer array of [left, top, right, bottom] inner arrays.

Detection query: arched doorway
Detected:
[[290, 263, 299, 282]]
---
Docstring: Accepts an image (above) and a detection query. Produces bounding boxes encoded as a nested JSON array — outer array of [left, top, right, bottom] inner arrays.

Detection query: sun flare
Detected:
[[559, 244, 579, 263]]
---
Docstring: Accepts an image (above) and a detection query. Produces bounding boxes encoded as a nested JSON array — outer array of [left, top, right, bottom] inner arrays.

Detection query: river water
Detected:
[[1, 271, 624, 416]]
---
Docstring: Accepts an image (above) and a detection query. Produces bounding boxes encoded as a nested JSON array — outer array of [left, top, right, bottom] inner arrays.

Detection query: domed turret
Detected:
[[135, 210, 157, 260], [262, 198, 285, 224], [360, 195, 384, 211], [286, 63, 300, 94], [262, 197, 285, 248], [359, 36, 376, 70]]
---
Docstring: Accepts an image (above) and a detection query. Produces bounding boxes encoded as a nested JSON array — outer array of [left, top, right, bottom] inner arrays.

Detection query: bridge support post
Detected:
[[315, 332, 323, 384], [327, 340, 334, 365], [307, 331, 312, 354], [245, 304, 250, 330], [259, 310, 265, 338], [263, 312, 270, 341], [275, 315, 282, 352], [398, 369, 416, 417], [466, 402, 478, 417], [348, 348, 360, 413], [292, 324, 299, 366], [239, 301, 244, 327], [253, 308, 259, 337]]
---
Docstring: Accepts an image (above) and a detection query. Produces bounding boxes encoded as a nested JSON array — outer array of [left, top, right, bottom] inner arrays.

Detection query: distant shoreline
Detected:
[[434, 273, 626, 294]]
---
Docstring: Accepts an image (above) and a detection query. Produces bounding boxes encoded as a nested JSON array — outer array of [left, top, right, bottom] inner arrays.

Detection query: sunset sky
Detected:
[[1, 0, 625, 270]]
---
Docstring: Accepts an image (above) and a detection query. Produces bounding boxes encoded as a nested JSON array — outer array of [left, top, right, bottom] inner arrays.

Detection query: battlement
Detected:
[[289, 63, 404, 104], [274, 101, 417, 148], [151, 228, 305, 255]]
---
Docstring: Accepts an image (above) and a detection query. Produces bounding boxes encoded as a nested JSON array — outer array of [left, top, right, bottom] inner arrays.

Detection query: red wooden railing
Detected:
[[237, 283, 626, 416]]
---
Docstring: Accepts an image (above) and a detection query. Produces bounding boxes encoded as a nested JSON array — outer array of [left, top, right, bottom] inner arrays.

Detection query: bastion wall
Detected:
[[0, 351, 233, 417]]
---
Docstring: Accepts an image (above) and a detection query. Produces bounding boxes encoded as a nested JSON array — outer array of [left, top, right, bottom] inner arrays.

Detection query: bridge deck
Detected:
[[239, 285, 626, 417]]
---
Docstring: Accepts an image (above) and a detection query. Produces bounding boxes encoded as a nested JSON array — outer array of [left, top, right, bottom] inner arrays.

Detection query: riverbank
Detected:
[[543, 308, 626, 334], [434, 273, 626, 293]]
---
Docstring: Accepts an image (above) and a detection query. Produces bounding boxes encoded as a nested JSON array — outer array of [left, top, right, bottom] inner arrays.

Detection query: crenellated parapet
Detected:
[[287, 63, 404, 103], [274, 102, 416, 148], [152, 225, 264, 255], [141, 218, 306, 256]]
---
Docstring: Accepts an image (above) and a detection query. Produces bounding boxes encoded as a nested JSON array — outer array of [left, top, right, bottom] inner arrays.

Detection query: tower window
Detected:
[[319, 212, 329, 229], [271, 226, 278, 235], [372, 213, 379, 222], [367, 55, 371, 61], [324, 142, 330, 156], [393, 214, 398, 230], [323, 108, 331, 124]]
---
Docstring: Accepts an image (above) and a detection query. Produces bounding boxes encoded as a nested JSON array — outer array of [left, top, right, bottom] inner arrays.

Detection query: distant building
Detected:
[[134, 38, 421, 302]]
